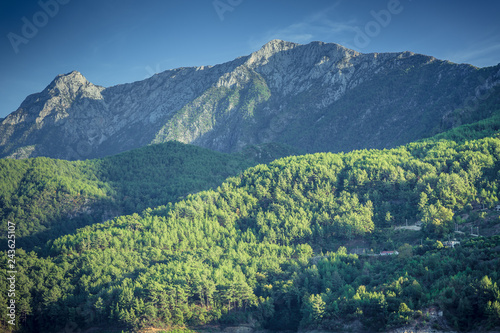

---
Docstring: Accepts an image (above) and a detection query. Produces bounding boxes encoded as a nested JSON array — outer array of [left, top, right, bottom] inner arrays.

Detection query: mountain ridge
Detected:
[[1, 39, 499, 160]]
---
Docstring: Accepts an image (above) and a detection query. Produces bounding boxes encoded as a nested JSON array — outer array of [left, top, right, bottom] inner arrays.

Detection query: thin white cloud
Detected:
[[448, 41, 500, 67], [248, 2, 359, 50]]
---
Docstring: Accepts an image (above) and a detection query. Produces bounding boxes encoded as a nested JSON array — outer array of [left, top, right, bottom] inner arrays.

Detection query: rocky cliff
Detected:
[[1, 39, 499, 160]]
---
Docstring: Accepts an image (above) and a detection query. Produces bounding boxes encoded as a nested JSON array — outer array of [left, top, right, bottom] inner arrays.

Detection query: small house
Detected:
[[380, 250, 399, 256], [443, 240, 461, 248]]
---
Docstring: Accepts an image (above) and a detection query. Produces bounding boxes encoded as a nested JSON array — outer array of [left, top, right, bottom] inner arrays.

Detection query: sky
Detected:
[[1, 0, 500, 118]]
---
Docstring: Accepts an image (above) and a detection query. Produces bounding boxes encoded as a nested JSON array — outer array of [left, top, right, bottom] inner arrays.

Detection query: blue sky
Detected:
[[1, 0, 500, 118]]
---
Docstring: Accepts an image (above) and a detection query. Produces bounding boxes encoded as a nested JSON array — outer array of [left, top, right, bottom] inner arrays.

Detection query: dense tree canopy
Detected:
[[1, 121, 500, 332], [0, 141, 258, 249]]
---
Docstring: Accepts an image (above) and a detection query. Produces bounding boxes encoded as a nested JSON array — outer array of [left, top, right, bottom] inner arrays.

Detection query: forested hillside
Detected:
[[0, 141, 259, 249], [2, 119, 500, 332]]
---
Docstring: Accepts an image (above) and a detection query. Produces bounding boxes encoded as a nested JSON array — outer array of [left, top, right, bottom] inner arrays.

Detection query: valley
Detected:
[[0, 40, 499, 333]]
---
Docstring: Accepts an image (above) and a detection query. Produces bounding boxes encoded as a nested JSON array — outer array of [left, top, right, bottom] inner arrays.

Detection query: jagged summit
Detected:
[[49, 70, 89, 88], [246, 40, 360, 69], [246, 39, 300, 66], [260, 39, 299, 52], [55, 70, 85, 80], [47, 70, 89, 90], [44, 70, 104, 101], [257, 39, 358, 56]]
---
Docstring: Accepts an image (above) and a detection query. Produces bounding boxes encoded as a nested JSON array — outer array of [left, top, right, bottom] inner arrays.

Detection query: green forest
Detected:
[[1, 114, 500, 332], [0, 141, 266, 249]]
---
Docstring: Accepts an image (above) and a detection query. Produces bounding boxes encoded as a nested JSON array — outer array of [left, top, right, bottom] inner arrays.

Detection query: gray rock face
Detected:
[[1, 40, 499, 160]]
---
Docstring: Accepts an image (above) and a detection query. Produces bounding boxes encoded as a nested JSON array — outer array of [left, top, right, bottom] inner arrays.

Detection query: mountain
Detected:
[[1, 40, 499, 160]]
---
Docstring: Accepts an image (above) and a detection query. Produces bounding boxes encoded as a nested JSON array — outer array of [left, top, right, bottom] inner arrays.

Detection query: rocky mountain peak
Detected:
[[54, 70, 86, 82], [261, 39, 298, 52], [246, 39, 300, 66], [48, 70, 87, 91], [45, 70, 104, 100]]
